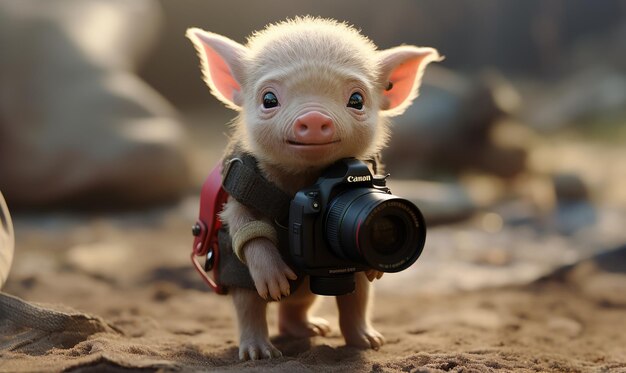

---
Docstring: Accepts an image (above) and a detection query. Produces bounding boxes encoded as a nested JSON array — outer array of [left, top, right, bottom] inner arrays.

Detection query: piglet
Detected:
[[187, 17, 440, 360]]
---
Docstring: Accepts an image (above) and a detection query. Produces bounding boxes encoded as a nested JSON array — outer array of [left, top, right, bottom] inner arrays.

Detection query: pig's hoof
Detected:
[[279, 316, 331, 337], [238, 338, 282, 360], [343, 325, 385, 350]]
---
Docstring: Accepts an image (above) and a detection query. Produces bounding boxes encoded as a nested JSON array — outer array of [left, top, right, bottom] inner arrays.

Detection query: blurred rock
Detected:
[[383, 66, 527, 179], [553, 173, 589, 202], [386, 179, 476, 225], [538, 245, 626, 307], [473, 145, 527, 179], [0, 0, 191, 209], [552, 173, 597, 234]]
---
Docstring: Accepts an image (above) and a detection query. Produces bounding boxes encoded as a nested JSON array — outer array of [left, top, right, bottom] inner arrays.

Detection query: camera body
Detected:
[[289, 158, 426, 296]]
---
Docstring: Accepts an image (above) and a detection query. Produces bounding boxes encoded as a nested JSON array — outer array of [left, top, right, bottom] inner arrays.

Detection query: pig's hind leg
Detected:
[[232, 288, 282, 360], [336, 272, 385, 349], [278, 277, 331, 337]]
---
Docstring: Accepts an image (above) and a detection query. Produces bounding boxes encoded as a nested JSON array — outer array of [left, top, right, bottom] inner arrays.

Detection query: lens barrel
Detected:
[[324, 189, 426, 272]]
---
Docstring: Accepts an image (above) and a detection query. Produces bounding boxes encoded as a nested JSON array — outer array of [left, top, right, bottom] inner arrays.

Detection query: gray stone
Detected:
[[383, 66, 526, 179], [0, 0, 191, 209]]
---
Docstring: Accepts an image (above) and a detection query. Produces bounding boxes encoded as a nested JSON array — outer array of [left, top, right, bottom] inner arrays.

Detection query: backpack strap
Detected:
[[221, 154, 292, 225]]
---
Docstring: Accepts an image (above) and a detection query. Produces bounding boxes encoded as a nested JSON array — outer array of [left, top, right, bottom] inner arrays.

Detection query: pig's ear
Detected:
[[377, 46, 442, 117], [186, 28, 247, 110]]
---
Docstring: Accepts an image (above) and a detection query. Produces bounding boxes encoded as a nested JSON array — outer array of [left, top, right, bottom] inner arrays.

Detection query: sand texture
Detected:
[[2, 205, 625, 373]]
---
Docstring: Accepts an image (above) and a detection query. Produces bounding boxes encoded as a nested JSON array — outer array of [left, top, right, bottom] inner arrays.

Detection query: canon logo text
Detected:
[[346, 175, 371, 183]]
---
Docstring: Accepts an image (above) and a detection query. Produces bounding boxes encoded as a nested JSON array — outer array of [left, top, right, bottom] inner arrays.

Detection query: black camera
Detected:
[[289, 158, 426, 296]]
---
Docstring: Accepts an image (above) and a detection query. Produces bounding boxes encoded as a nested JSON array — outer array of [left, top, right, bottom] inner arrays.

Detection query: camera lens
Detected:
[[324, 189, 425, 272], [370, 215, 405, 255]]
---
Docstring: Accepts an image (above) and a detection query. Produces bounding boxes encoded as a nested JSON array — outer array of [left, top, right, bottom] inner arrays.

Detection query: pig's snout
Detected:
[[293, 111, 335, 144]]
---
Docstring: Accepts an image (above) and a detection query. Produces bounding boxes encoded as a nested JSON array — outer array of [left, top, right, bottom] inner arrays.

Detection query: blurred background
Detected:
[[1, 1, 626, 370], [1, 0, 625, 298]]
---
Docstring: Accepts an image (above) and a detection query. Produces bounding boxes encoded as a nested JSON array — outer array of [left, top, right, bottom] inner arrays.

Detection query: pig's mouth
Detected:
[[285, 138, 343, 163], [286, 139, 341, 146]]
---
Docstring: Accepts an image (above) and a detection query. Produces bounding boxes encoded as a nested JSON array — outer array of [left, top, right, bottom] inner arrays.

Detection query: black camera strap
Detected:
[[221, 154, 292, 225]]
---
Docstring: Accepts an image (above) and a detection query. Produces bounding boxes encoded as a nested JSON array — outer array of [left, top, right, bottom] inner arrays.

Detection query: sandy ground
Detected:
[[1, 201, 625, 372]]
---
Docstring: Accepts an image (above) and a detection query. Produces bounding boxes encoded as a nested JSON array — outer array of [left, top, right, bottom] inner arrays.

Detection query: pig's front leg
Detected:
[[221, 197, 297, 300], [231, 287, 282, 360], [221, 197, 296, 360], [243, 237, 297, 301]]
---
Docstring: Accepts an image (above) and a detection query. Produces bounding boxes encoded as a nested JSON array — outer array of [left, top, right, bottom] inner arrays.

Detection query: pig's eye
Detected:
[[262, 92, 279, 108], [347, 92, 364, 110]]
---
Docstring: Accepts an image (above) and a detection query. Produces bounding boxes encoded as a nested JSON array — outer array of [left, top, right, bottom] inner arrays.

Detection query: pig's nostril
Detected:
[[296, 123, 309, 134]]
